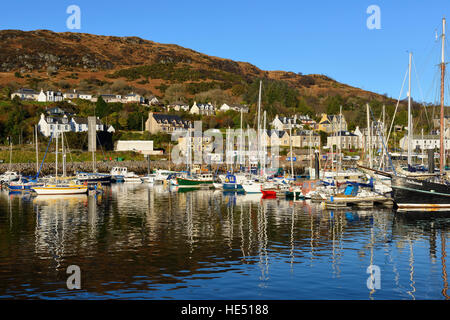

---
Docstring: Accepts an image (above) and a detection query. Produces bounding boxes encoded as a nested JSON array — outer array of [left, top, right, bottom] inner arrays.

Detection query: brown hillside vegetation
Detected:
[[0, 29, 422, 130]]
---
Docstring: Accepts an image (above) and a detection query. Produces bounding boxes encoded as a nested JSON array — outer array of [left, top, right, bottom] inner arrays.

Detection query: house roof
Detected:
[[16, 88, 38, 94], [152, 113, 191, 127], [72, 117, 103, 125], [333, 130, 356, 136]]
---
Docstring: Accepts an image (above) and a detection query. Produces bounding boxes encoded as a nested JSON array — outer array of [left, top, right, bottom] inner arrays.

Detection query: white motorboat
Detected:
[[141, 174, 156, 183], [0, 171, 20, 183], [154, 169, 176, 183], [242, 180, 263, 193]]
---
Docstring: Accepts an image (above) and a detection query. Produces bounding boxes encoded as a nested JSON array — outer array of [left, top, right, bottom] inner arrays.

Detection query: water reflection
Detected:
[[0, 185, 448, 299]]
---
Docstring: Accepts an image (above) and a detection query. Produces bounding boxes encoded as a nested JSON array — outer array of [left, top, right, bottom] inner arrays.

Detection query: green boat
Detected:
[[176, 173, 214, 187]]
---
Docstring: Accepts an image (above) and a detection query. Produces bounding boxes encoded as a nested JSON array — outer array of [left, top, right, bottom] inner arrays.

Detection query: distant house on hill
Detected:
[[317, 113, 347, 133], [271, 115, 303, 131], [167, 102, 190, 112], [125, 92, 145, 104], [92, 94, 122, 103], [37, 114, 72, 137], [219, 103, 249, 113], [71, 117, 105, 133], [37, 89, 64, 102], [11, 88, 39, 100], [145, 112, 191, 134], [190, 101, 216, 115], [45, 106, 73, 116]]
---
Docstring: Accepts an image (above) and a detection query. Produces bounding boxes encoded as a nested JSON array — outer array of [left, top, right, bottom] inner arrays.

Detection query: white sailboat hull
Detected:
[[242, 182, 263, 193], [33, 185, 88, 195]]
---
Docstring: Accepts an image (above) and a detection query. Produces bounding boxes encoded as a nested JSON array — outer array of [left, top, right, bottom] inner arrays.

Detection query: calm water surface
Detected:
[[0, 184, 449, 300]]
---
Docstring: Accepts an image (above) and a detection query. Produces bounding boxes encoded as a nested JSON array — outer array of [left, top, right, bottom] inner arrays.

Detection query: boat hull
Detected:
[[391, 175, 450, 211], [32, 186, 88, 195], [77, 175, 112, 185], [176, 177, 213, 187]]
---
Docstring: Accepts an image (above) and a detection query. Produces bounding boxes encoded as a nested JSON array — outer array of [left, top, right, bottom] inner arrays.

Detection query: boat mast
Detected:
[[407, 52, 413, 167], [240, 107, 243, 170], [35, 125, 39, 175], [62, 131, 66, 177], [262, 111, 266, 177], [257, 80, 262, 174], [289, 119, 294, 179], [55, 129, 58, 179], [440, 18, 446, 175], [338, 106, 342, 174], [367, 104, 372, 168]]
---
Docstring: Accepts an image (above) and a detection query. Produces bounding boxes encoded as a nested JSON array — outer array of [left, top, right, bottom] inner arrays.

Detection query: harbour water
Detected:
[[0, 184, 448, 300]]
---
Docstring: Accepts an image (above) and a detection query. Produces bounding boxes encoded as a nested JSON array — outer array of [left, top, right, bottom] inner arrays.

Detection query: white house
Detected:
[[71, 117, 104, 133], [78, 92, 93, 100], [115, 140, 155, 155], [63, 90, 79, 100], [11, 88, 39, 100], [148, 96, 160, 105], [37, 89, 64, 102], [219, 103, 231, 112], [125, 93, 145, 104], [38, 114, 72, 137], [271, 115, 303, 131], [167, 103, 190, 112], [327, 131, 360, 150], [190, 102, 215, 115]]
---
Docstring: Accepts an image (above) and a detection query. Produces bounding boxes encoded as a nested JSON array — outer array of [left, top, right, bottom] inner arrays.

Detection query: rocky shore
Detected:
[[0, 160, 308, 176]]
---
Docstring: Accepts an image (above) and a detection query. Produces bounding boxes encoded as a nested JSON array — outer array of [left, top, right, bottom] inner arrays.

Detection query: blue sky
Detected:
[[1, 0, 449, 103]]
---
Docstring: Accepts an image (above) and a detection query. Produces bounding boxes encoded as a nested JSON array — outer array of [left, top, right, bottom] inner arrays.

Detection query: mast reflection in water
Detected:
[[0, 185, 448, 299]]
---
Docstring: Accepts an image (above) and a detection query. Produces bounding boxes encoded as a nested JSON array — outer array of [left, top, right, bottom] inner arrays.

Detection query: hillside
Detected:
[[0, 28, 426, 134]]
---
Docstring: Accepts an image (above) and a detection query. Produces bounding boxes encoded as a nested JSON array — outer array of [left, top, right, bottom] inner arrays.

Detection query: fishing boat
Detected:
[[222, 172, 245, 191], [176, 172, 214, 187]]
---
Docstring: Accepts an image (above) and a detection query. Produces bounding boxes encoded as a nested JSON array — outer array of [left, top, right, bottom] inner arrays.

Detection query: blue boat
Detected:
[[8, 176, 44, 193], [222, 173, 243, 191]]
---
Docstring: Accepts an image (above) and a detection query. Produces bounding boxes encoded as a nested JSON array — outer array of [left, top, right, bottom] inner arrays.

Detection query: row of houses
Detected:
[[37, 113, 115, 137], [11, 88, 159, 105], [166, 102, 249, 115]]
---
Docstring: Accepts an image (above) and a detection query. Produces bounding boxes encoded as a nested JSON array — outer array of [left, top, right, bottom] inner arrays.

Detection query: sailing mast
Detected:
[[408, 52, 413, 167], [55, 130, 58, 179], [367, 104, 372, 168], [440, 18, 446, 175], [35, 125, 39, 175], [262, 111, 266, 177], [257, 80, 262, 175]]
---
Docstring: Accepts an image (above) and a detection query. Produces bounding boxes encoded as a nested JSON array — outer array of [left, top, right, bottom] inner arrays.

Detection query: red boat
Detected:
[[261, 186, 277, 198]]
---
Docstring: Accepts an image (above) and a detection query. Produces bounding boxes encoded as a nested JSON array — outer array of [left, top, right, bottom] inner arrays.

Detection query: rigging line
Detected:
[[412, 55, 430, 126], [386, 67, 409, 149]]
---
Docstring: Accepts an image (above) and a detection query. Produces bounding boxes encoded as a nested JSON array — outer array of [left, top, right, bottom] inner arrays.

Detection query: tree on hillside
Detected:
[[164, 84, 187, 103], [194, 89, 231, 106], [95, 96, 109, 118]]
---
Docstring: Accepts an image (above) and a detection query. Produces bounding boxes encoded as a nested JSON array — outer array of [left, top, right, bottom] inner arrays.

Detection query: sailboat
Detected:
[[389, 18, 450, 211], [176, 126, 214, 188], [242, 80, 265, 194], [32, 130, 88, 196]]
